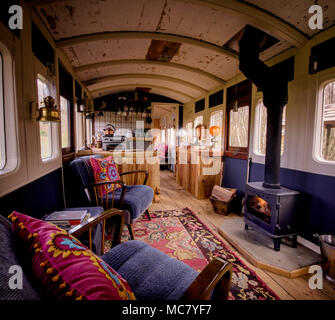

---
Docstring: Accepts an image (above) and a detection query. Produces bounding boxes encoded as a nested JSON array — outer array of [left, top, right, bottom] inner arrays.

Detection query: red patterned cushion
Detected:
[[89, 156, 121, 198], [8, 211, 135, 300]]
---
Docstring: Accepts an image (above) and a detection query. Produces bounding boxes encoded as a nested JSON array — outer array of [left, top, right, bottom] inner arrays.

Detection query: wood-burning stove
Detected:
[[238, 26, 301, 251], [244, 182, 300, 251]]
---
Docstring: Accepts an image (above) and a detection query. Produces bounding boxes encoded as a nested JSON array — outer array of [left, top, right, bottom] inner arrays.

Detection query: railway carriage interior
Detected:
[[0, 0, 335, 302]]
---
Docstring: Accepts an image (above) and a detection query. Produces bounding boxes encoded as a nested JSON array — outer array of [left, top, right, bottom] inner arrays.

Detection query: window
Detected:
[[225, 80, 252, 158], [161, 129, 166, 144], [167, 128, 176, 148], [194, 115, 203, 129], [37, 75, 53, 160], [60, 96, 71, 149], [228, 105, 249, 148], [254, 100, 286, 156], [86, 118, 93, 146], [210, 110, 223, 150], [0, 53, 5, 169], [75, 108, 85, 150], [319, 81, 335, 162], [0, 41, 18, 175], [185, 122, 193, 145], [59, 62, 74, 158]]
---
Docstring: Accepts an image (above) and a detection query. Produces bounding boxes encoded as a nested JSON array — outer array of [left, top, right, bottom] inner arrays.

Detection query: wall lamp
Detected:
[[31, 96, 60, 122]]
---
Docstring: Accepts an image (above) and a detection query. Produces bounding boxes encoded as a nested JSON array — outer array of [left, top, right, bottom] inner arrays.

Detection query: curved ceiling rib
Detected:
[[190, 0, 308, 47], [56, 31, 238, 58], [75, 59, 224, 83], [31, 0, 307, 48], [84, 74, 208, 94], [89, 84, 194, 102]]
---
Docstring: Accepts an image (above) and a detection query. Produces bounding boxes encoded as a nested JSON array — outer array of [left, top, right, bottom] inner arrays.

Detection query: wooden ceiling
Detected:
[[29, 0, 335, 103]]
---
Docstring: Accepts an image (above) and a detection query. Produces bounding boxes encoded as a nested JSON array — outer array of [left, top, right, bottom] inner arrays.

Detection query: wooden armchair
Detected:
[[119, 169, 149, 186], [181, 258, 232, 300], [70, 209, 232, 300], [70, 156, 154, 239], [69, 208, 124, 254]]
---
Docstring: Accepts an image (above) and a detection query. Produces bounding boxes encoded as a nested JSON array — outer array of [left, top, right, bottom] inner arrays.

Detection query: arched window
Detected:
[[0, 53, 5, 169], [210, 110, 223, 150], [185, 122, 193, 145], [75, 108, 85, 150], [317, 80, 335, 162], [0, 41, 18, 175], [37, 74, 53, 160], [194, 115, 203, 129]]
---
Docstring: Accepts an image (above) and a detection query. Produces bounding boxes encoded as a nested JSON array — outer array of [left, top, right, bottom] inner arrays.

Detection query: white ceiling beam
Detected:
[[84, 74, 208, 94], [187, 0, 308, 48], [75, 59, 224, 83], [89, 84, 194, 101], [56, 31, 238, 58]]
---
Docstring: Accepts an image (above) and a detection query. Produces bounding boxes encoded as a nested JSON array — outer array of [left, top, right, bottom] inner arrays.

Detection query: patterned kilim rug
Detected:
[[108, 208, 280, 300]]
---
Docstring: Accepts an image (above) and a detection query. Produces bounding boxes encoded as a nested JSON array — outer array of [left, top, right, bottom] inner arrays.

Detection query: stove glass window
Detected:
[[246, 196, 271, 224]]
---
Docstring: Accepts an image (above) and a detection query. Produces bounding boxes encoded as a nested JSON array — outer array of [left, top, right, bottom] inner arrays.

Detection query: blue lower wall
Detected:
[[222, 157, 249, 192], [222, 157, 335, 243], [0, 169, 64, 219]]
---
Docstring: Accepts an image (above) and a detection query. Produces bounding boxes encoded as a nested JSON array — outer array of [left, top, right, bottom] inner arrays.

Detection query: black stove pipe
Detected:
[[238, 26, 288, 189]]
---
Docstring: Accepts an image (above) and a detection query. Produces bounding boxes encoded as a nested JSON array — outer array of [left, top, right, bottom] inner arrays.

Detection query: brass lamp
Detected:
[[36, 96, 60, 122]]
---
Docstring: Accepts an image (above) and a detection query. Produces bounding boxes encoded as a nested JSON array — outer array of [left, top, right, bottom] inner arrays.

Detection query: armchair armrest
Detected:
[[120, 170, 149, 185], [181, 258, 232, 300], [69, 208, 124, 252]]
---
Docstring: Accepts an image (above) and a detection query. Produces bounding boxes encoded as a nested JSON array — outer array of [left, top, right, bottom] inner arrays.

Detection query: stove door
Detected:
[[246, 195, 272, 224]]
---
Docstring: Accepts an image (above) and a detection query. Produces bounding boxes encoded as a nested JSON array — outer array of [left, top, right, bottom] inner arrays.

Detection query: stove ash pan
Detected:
[[243, 182, 300, 251]]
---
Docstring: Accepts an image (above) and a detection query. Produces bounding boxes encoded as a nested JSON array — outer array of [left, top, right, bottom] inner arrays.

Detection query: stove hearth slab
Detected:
[[219, 217, 322, 278]]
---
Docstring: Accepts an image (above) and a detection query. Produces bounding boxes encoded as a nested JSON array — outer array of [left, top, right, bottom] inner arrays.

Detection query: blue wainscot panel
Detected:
[[0, 169, 64, 219], [222, 157, 248, 192]]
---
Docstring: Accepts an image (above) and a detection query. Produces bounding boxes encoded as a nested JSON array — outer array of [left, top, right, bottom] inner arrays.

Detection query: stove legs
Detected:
[[274, 235, 297, 251], [292, 235, 298, 248], [244, 221, 297, 252], [274, 238, 281, 251]]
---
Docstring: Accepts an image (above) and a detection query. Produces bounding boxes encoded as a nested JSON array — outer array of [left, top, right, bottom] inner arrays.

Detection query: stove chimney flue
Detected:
[[238, 26, 288, 189]]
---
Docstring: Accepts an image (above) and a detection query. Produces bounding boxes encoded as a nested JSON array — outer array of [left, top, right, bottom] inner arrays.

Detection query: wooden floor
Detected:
[[150, 170, 335, 300]]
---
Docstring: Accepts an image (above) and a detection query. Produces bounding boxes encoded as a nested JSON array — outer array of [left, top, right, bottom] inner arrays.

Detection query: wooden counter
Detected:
[[77, 148, 160, 202], [175, 147, 223, 200]]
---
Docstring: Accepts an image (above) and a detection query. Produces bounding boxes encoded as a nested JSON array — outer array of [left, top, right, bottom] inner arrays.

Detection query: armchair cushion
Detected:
[[89, 156, 121, 198], [9, 211, 135, 300], [102, 240, 198, 300], [108, 185, 154, 221]]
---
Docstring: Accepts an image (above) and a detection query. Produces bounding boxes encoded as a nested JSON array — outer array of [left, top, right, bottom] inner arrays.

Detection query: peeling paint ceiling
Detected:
[[245, 0, 335, 37], [33, 0, 335, 102]]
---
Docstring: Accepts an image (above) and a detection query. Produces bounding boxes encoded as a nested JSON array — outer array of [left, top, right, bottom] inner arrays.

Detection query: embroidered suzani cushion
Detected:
[[89, 156, 121, 198], [8, 211, 135, 300]]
